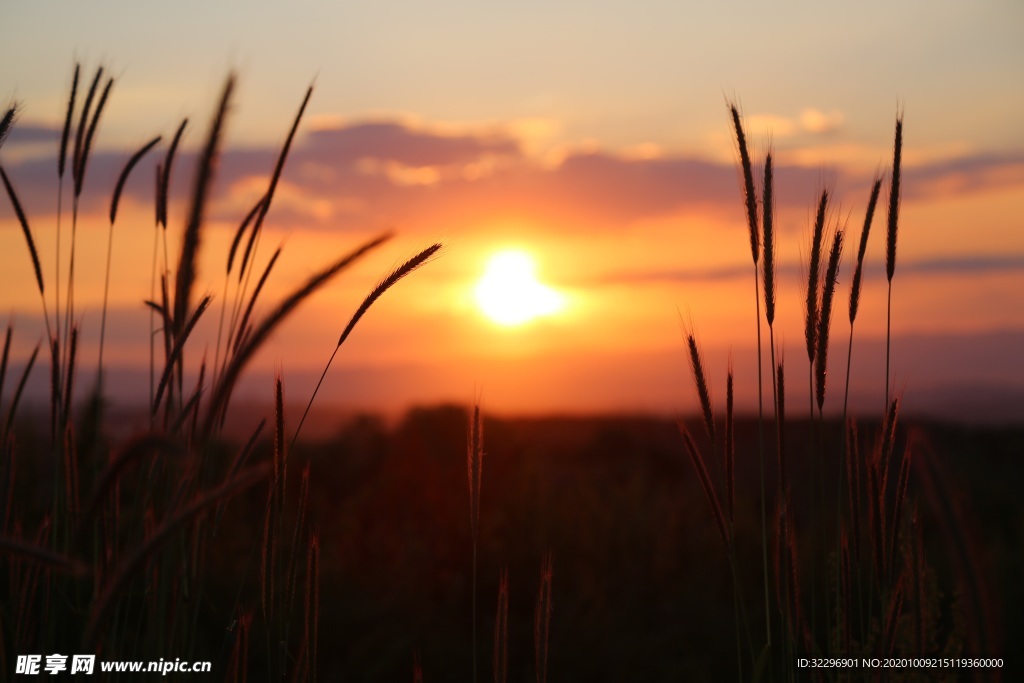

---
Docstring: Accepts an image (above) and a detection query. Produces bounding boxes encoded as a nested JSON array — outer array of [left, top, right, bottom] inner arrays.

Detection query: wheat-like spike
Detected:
[[57, 65, 80, 178], [0, 104, 18, 150], [762, 151, 776, 326], [815, 228, 845, 412], [174, 76, 233, 337], [250, 85, 313, 237], [74, 76, 114, 198], [685, 332, 716, 447], [72, 66, 104, 188], [679, 424, 730, 549], [0, 325, 11, 409], [1, 167, 46, 298], [804, 189, 828, 363], [158, 118, 188, 230], [849, 176, 882, 324], [729, 103, 759, 264], [208, 232, 392, 436], [110, 136, 162, 224], [274, 375, 287, 515], [153, 161, 163, 229], [886, 114, 903, 282], [337, 244, 442, 347], [290, 243, 442, 444]]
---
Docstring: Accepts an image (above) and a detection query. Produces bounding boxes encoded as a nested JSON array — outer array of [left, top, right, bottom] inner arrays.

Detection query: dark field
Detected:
[[198, 406, 1020, 681]]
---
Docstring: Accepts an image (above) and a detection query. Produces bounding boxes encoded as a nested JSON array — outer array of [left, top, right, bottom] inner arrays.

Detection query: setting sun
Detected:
[[474, 250, 565, 326]]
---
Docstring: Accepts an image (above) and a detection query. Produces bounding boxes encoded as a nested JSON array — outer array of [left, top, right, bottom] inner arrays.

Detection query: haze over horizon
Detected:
[[2, 1, 1022, 424]]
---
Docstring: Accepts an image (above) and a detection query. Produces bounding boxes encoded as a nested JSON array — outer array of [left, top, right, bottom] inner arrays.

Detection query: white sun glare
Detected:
[[474, 250, 564, 326]]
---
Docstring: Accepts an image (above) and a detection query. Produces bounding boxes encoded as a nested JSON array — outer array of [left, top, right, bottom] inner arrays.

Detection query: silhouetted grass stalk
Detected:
[[292, 243, 441, 445], [468, 404, 483, 683], [54, 66, 79, 382], [885, 113, 903, 412], [494, 567, 509, 683], [803, 187, 828, 644], [0, 167, 53, 346], [534, 553, 553, 683], [99, 135, 161, 390], [728, 102, 772, 647], [838, 176, 882, 642], [67, 68, 112, 385]]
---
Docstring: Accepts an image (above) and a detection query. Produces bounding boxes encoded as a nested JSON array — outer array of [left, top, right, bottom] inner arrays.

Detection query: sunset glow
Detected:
[[475, 250, 565, 326], [0, 1, 1020, 421], [2, 5, 1023, 682]]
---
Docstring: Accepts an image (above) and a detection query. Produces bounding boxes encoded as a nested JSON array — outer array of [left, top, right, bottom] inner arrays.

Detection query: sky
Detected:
[[1, 1, 1023, 424]]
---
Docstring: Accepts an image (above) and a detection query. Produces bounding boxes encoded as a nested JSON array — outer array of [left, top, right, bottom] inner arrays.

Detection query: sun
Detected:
[[474, 250, 565, 326]]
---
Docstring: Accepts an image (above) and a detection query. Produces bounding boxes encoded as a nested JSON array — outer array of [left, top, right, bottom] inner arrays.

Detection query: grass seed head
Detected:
[[804, 188, 829, 362], [815, 227, 845, 412], [850, 176, 883, 324], [762, 150, 776, 326], [729, 102, 760, 265], [886, 113, 903, 282], [685, 331, 716, 447]]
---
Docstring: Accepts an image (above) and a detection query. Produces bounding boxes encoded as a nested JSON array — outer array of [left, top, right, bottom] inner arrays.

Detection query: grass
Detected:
[[0, 66, 996, 681], [0, 64, 438, 682], [673, 104, 983, 681]]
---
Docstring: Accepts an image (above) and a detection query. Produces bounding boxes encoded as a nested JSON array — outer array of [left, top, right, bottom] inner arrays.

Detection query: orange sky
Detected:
[[1, 3, 1023, 423]]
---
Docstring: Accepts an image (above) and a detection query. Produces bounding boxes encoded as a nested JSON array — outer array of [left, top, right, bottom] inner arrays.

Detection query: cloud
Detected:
[[303, 120, 521, 167], [904, 152, 1024, 199], [798, 108, 844, 134], [747, 108, 844, 138], [574, 254, 1024, 288], [2, 115, 1022, 242], [2, 122, 59, 146]]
